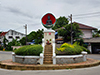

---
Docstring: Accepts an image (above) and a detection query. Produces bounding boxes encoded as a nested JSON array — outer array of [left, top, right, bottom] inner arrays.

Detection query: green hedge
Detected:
[[15, 45, 43, 56]]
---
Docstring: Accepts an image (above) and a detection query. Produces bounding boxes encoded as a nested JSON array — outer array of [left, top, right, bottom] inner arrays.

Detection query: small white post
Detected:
[[52, 53, 56, 64], [39, 39, 45, 65], [81, 51, 87, 61], [12, 52, 16, 62], [40, 53, 44, 65]]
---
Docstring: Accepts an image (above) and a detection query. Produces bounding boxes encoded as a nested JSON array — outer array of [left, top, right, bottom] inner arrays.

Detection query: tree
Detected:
[[19, 37, 26, 45], [6, 38, 21, 50], [0, 32, 2, 34], [52, 16, 69, 30], [92, 29, 100, 37], [3, 36, 8, 48], [53, 16, 83, 43], [27, 31, 36, 42], [19, 29, 44, 45], [34, 29, 44, 44], [58, 23, 83, 43]]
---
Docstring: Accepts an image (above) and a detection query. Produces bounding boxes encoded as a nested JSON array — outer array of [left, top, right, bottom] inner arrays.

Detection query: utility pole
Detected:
[[24, 24, 27, 45], [69, 14, 73, 44]]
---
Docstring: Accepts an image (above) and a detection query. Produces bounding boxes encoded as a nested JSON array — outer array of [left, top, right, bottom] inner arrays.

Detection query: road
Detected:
[[87, 54, 100, 60], [0, 51, 12, 61], [0, 51, 100, 75]]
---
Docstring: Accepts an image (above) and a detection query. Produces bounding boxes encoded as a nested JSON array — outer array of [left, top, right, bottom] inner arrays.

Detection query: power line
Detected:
[[73, 14, 100, 19], [73, 12, 100, 16], [14, 26, 23, 30], [71, 11, 100, 19]]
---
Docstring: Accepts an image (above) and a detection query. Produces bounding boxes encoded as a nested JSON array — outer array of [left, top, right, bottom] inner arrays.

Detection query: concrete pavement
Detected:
[[87, 54, 100, 60], [0, 65, 100, 75], [0, 51, 12, 61]]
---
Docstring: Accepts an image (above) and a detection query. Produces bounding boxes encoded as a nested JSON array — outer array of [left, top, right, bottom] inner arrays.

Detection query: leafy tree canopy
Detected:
[[3, 36, 8, 48], [19, 29, 44, 45], [92, 29, 100, 37], [53, 16, 83, 43], [34, 29, 44, 44], [27, 31, 36, 42], [19, 37, 26, 45], [58, 23, 83, 42], [52, 16, 69, 30]]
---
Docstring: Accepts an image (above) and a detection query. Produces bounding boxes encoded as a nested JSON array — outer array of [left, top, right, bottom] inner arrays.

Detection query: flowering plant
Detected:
[[57, 43, 83, 55], [46, 39, 52, 45], [57, 43, 74, 52]]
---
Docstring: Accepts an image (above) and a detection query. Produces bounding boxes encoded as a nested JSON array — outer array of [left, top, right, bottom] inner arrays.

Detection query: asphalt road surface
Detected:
[[0, 51, 100, 75], [0, 51, 12, 61]]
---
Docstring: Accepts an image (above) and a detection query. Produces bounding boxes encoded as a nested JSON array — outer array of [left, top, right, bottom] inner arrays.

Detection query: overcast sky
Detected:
[[0, 0, 100, 34]]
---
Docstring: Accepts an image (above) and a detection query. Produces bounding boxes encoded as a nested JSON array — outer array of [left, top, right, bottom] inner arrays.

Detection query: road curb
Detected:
[[0, 58, 100, 70]]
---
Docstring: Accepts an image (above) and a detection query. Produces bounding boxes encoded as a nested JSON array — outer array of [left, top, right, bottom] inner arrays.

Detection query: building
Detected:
[[74, 22, 100, 54], [55, 22, 100, 54], [0, 29, 25, 44], [74, 22, 97, 39]]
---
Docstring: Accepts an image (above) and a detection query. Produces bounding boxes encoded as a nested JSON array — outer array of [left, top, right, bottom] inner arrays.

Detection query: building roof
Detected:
[[56, 38, 63, 41], [84, 37, 100, 43], [8, 29, 25, 35], [0, 29, 25, 37], [0, 32, 8, 36], [74, 22, 97, 30], [55, 22, 97, 31]]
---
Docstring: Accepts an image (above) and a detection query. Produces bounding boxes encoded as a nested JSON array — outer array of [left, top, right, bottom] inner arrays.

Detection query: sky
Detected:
[[0, 0, 100, 34]]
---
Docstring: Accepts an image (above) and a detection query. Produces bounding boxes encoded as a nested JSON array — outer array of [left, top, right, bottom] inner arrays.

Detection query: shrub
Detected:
[[80, 46, 90, 53], [6, 45, 13, 51], [5, 39, 21, 51], [61, 43, 74, 48], [0, 46, 3, 50], [15, 45, 43, 56], [56, 43, 87, 55]]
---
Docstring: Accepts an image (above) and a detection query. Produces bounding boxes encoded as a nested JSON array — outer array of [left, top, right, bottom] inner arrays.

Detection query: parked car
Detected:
[[96, 49, 100, 53], [28, 40, 35, 45]]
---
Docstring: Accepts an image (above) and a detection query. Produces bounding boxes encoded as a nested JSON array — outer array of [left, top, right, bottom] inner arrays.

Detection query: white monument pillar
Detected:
[[41, 13, 56, 64], [43, 29, 55, 46]]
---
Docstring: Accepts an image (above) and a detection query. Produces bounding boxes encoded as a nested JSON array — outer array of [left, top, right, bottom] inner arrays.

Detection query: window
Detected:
[[21, 34, 23, 36], [15, 32, 16, 35], [9, 36, 13, 39], [16, 36, 20, 39], [11, 31, 13, 35]]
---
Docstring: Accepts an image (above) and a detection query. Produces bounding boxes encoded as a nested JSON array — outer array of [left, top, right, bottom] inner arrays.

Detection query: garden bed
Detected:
[[12, 45, 43, 64], [56, 54, 84, 64], [12, 54, 39, 64]]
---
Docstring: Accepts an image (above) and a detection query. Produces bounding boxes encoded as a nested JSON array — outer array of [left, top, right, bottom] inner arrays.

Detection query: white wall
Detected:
[[0, 30, 25, 43], [0, 36, 4, 43], [81, 29, 92, 38]]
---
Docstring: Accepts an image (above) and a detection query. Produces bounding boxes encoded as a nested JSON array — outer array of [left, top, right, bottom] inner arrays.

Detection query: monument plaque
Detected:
[[41, 13, 56, 29]]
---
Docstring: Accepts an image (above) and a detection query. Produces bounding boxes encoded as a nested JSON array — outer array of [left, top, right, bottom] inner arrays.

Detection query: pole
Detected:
[[70, 14, 73, 44], [24, 24, 27, 45]]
